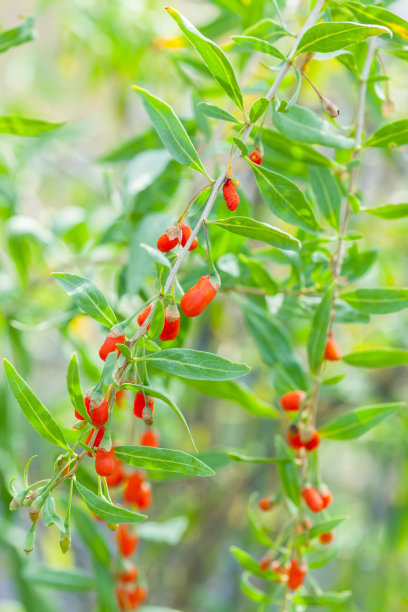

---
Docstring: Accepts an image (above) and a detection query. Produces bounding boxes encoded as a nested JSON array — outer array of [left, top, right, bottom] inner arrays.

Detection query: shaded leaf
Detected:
[[74, 480, 146, 524], [67, 353, 89, 422], [341, 288, 408, 314], [23, 567, 95, 591], [307, 287, 333, 373], [309, 166, 342, 230]]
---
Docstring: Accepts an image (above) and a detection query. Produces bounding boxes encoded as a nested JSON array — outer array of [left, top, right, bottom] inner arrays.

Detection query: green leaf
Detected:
[[250, 162, 321, 234], [275, 435, 301, 507], [43, 496, 65, 533], [167, 8, 244, 113], [364, 119, 408, 148], [322, 374, 346, 385], [249, 97, 270, 124], [227, 451, 288, 464], [74, 480, 146, 524], [309, 166, 342, 230], [341, 288, 408, 314], [67, 353, 89, 422], [340, 2, 408, 42], [102, 351, 117, 385], [3, 359, 69, 450], [240, 572, 268, 603], [0, 16, 36, 53], [296, 21, 391, 56], [343, 348, 408, 368], [197, 102, 240, 123], [118, 383, 196, 450], [181, 378, 278, 418], [293, 591, 352, 605], [233, 136, 249, 156], [0, 116, 64, 136], [149, 300, 165, 340], [273, 105, 355, 149], [232, 35, 285, 60], [260, 126, 334, 166], [307, 287, 333, 373], [320, 403, 404, 440], [364, 203, 408, 219], [341, 248, 377, 281], [132, 86, 208, 176], [239, 256, 279, 296], [52, 272, 117, 327], [23, 567, 95, 591], [142, 348, 250, 381], [114, 445, 214, 477], [243, 18, 293, 44], [230, 547, 280, 581], [239, 299, 307, 391], [208, 216, 300, 250]]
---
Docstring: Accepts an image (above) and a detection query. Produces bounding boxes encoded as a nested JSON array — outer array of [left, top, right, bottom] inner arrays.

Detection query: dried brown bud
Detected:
[[321, 97, 340, 118], [142, 403, 154, 426], [166, 224, 182, 241]]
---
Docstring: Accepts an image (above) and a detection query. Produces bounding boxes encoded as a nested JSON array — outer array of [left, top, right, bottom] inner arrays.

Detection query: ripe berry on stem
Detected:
[[302, 485, 324, 513], [99, 329, 126, 361], [95, 447, 116, 477], [180, 275, 219, 317], [281, 390, 306, 412], [133, 393, 154, 419], [222, 178, 239, 211], [324, 333, 341, 361], [116, 523, 138, 557], [159, 304, 180, 341]]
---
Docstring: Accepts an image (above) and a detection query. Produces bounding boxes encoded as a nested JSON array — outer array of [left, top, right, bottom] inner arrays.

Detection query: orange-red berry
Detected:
[[181, 223, 198, 251], [159, 305, 180, 341], [117, 562, 139, 583], [287, 424, 303, 450], [223, 179, 239, 211], [95, 447, 116, 477], [123, 472, 145, 505], [116, 524, 139, 557], [133, 393, 154, 419], [324, 334, 341, 361], [287, 558, 307, 590], [258, 496, 274, 511], [157, 233, 179, 253], [105, 457, 124, 487], [319, 531, 335, 544], [302, 485, 324, 513], [319, 484, 333, 510], [303, 429, 320, 452], [259, 556, 270, 572], [180, 275, 219, 317], [85, 427, 105, 457], [85, 391, 108, 428], [139, 429, 160, 447], [135, 481, 152, 510], [281, 390, 306, 412], [99, 329, 125, 361], [249, 150, 262, 165], [137, 305, 152, 329]]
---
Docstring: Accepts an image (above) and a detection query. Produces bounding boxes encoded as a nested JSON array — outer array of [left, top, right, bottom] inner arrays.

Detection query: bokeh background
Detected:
[[1, 0, 408, 611]]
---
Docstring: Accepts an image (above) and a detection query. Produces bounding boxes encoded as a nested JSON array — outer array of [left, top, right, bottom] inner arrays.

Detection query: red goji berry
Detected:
[[181, 223, 198, 251], [300, 426, 320, 452], [116, 524, 139, 557], [281, 390, 306, 412], [137, 305, 151, 329], [180, 275, 219, 317], [105, 457, 124, 487], [133, 393, 154, 419], [287, 558, 307, 590], [117, 562, 139, 583], [95, 447, 116, 477], [85, 427, 105, 457], [135, 481, 152, 510], [139, 429, 159, 448], [258, 496, 274, 511], [249, 150, 262, 165], [324, 333, 341, 361], [319, 484, 333, 509], [302, 485, 324, 513], [123, 472, 145, 505], [287, 424, 303, 450], [85, 390, 108, 428], [159, 304, 180, 341], [259, 556, 270, 571], [157, 232, 179, 253], [99, 329, 125, 361], [319, 531, 335, 544], [222, 178, 239, 211]]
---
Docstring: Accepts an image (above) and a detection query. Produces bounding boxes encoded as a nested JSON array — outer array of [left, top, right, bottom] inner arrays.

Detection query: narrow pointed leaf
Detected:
[[142, 348, 250, 380], [0, 116, 64, 136], [309, 166, 342, 230], [114, 445, 214, 477], [166, 8, 244, 113], [341, 288, 408, 314], [52, 272, 117, 327], [4, 359, 69, 450], [132, 86, 207, 176], [232, 35, 285, 60], [307, 287, 334, 373], [275, 435, 301, 506], [250, 162, 321, 233], [293, 591, 352, 605], [341, 2, 408, 42], [364, 203, 408, 219], [249, 97, 270, 123], [67, 353, 89, 422], [208, 216, 300, 250], [231, 547, 281, 581], [296, 22, 391, 56], [343, 348, 408, 368], [74, 480, 146, 524], [320, 403, 404, 440], [364, 119, 408, 148], [24, 567, 96, 591]]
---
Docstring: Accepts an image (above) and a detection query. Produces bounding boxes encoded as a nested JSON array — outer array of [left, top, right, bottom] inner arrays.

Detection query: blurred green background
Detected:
[[1, 0, 408, 611]]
